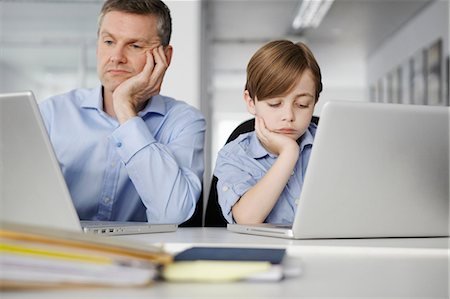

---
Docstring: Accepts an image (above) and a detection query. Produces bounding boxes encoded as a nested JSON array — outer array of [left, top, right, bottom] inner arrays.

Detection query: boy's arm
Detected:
[[232, 117, 299, 224]]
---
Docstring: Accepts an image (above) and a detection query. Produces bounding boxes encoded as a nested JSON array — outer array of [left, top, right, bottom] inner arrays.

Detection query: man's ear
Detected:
[[244, 90, 256, 115], [164, 45, 173, 66]]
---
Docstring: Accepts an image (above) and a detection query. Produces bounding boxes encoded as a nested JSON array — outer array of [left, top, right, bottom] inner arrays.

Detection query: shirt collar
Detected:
[[80, 86, 103, 110], [247, 132, 273, 159], [247, 123, 316, 159], [298, 123, 315, 152], [80, 86, 166, 116], [138, 94, 166, 117]]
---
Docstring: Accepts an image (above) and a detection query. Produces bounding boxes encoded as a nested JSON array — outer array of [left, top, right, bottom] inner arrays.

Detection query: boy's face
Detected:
[[245, 69, 316, 141]]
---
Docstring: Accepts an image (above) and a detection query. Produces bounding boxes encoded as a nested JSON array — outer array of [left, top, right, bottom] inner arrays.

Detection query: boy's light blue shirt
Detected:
[[214, 124, 316, 224], [39, 86, 205, 224]]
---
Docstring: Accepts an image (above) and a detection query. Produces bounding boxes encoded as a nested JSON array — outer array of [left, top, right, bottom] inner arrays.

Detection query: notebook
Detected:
[[228, 100, 449, 239], [0, 91, 177, 235]]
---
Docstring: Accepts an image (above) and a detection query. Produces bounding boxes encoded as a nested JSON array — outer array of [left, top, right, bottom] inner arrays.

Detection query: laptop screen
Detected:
[[1, 91, 82, 231]]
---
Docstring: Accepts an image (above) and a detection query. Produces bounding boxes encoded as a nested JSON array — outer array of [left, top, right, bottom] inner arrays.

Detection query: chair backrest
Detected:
[[205, 116, 319, 227], [179, 190, 203, 227]]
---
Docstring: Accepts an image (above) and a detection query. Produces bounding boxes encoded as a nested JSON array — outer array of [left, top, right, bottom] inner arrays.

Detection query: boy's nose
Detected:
[[282, 107, 295, 122]]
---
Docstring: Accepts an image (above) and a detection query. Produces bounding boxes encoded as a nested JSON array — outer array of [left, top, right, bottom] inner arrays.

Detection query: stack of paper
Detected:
[[0, 222, 172, 289], [161, 247, 289, 282]]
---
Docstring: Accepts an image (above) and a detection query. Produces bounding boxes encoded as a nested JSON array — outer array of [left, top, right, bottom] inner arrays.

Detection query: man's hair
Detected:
[[98, 0, 172, 46], [245, 40, 322, 102]]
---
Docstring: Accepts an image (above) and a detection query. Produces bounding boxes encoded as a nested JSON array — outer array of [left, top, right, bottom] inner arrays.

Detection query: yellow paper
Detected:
[[0, 242, 113, 265], [162, 261, 272, 282]]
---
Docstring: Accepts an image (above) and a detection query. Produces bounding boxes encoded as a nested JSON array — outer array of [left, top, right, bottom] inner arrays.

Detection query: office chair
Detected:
[[205, 116, 320, 227], [179, 189, 203, 227]]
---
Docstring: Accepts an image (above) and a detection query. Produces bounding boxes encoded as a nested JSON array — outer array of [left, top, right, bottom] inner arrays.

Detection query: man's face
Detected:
[[96, 11, 161, 94], [248, 70, 317, 141]]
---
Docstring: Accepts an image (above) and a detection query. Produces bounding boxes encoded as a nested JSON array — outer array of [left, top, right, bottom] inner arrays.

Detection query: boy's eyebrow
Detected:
[[294, 93, 315, 100]]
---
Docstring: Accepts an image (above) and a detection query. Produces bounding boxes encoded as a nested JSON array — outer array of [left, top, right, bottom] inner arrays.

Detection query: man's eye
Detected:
[[131, 44, 143, 49], [297, 104, 309, 108], [104, 40, 113, 46]]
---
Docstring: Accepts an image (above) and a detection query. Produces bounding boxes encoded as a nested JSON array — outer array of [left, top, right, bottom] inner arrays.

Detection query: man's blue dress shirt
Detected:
[[213, 124, 316, 224], [39, 86, 205, 224]]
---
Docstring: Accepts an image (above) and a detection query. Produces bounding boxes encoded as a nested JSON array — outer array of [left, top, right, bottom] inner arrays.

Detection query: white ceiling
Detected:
[[1, 0, 434, 56], [0, 0, 436, 89], [206, 0, 436, 112], [208, 0, 433, 49]]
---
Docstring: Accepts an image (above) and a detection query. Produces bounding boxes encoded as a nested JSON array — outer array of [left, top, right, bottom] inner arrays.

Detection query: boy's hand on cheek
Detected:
[[255, 116, 299, 157]]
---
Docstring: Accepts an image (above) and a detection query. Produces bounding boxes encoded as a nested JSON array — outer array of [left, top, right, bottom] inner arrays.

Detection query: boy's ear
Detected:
[[244, 90, 256, 115]]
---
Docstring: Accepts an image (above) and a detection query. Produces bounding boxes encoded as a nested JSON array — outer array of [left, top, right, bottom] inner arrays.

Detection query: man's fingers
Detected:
[[147, 47, 167, 86], [141, 50, 155, 78], [154, 46, 169, 67]]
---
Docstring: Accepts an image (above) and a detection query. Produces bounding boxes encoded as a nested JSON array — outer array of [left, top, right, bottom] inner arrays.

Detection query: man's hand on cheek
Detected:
[[112, 46, 169, 124]]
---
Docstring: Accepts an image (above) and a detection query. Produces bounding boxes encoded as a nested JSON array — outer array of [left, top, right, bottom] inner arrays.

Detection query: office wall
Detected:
[[367, 0, 449, 105], [0, 0, 201, 109], [163, 0, 201, 108]]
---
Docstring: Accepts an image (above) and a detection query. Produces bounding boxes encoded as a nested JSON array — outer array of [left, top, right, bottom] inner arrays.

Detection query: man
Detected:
[[39, 0, 205, 224]]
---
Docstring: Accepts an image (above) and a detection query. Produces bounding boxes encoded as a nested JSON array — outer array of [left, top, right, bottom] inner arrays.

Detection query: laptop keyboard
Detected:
[[273, 224, 293, 229]]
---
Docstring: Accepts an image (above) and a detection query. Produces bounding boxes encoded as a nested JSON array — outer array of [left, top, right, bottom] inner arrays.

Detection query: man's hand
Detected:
[[255, 116, 299, 157], [113, 46, 169, 124]]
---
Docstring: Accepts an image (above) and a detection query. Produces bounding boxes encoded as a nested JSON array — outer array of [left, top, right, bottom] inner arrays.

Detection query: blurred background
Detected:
[[1, 0, 449, 203]]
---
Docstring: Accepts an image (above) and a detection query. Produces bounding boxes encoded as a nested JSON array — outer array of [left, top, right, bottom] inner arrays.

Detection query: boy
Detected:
[[214, 40, 322, 224]]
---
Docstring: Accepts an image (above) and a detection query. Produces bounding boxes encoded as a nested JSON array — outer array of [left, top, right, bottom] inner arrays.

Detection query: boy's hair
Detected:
[[98, 0, 172, 46], [245, 40, 322, 102]]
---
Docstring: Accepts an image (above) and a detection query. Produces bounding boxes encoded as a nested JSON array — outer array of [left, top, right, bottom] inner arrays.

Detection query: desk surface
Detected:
[[3, 228, 449, 299]]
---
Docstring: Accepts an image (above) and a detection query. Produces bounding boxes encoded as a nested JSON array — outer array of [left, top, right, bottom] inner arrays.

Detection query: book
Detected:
[[161, 247, 287, 282], [0, 221, 172, 289], [0, 222, 172, 264], [174, 247, 286, 264]]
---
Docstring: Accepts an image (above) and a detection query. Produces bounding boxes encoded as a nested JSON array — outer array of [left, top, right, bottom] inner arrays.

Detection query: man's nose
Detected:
[[110, 46, 127, 64]]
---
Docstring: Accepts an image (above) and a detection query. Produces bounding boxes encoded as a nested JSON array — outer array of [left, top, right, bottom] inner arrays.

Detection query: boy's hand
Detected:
[[112, 46, 168, 124], [255, 116, 299, 156]]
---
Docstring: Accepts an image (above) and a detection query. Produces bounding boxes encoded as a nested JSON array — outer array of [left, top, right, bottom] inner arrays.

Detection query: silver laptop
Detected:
[[228, 100, 449, 239], [0, 91, 177, 235]]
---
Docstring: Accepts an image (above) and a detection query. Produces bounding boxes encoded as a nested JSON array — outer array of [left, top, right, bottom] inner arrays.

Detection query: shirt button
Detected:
[[104, 197, 111, 204], [116, 142, 122, 148], [291, 171, 295, 176], [222, 186, 229, 192]]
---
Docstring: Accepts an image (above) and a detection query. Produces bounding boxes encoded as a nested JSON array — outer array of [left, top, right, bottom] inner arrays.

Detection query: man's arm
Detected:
[[111, 108, 205, 224]]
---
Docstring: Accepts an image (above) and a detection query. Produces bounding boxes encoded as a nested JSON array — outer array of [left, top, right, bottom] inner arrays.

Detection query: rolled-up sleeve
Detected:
[[213, 142, 264, 223]]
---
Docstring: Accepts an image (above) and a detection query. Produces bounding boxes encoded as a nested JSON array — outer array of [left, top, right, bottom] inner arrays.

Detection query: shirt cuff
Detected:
[[110, 117, 156, 164]]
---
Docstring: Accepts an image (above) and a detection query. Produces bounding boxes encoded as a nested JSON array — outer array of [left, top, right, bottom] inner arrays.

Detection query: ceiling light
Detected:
[[292, 0, 335, 31]]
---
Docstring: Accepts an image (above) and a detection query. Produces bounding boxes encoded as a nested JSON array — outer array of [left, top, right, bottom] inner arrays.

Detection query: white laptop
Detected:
[[228, 100, 449, 239], [0, 91, 177, 235]]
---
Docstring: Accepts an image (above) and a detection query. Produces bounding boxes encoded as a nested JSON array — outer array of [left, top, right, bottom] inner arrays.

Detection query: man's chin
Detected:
[[102, 81, 124, 93]]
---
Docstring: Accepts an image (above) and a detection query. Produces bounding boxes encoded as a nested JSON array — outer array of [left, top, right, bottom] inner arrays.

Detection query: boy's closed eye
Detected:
[[267, 102, 281, 108], [296, 102, 310, 108]]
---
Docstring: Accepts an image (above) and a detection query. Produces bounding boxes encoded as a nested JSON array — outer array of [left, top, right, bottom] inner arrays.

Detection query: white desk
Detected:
[[3, 228, 449, 298]]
